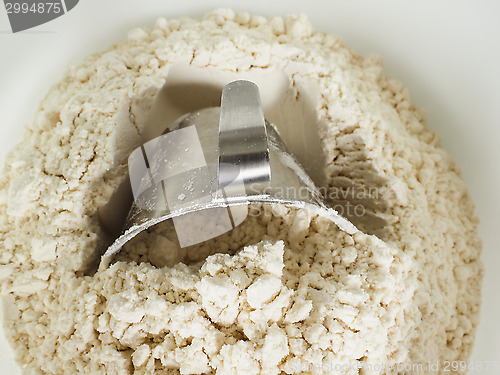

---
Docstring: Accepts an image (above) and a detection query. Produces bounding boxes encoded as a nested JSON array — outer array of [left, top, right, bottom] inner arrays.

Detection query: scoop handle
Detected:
[[217, 80, 271, 197]]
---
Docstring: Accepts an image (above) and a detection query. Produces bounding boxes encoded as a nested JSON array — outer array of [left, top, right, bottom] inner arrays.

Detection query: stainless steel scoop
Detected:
[[99, 80, 355, 270]]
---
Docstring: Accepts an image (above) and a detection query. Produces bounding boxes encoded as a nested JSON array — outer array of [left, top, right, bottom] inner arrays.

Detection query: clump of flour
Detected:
[[0, 9, 481, 375]]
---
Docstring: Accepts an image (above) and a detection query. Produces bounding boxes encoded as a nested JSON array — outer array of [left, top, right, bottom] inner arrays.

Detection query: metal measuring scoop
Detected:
[[98, 80, 355, 270]]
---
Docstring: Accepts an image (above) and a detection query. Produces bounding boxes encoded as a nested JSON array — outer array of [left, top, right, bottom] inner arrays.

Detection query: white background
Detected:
[[0, 0, 499, 373]]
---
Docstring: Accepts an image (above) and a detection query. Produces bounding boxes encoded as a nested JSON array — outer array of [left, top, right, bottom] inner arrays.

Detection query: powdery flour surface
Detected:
[[0, 9, 482, 375]]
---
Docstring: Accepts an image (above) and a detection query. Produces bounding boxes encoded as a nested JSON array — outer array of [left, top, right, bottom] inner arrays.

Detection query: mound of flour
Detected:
[[0, 9, 481, 375]]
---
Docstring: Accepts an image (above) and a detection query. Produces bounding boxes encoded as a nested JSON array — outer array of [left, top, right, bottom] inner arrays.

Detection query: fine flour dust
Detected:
[[0, 9, 482, 375]]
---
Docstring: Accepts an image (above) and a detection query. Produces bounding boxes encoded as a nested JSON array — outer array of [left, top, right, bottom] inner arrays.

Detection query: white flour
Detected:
[[0, 9, 482, 375]]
